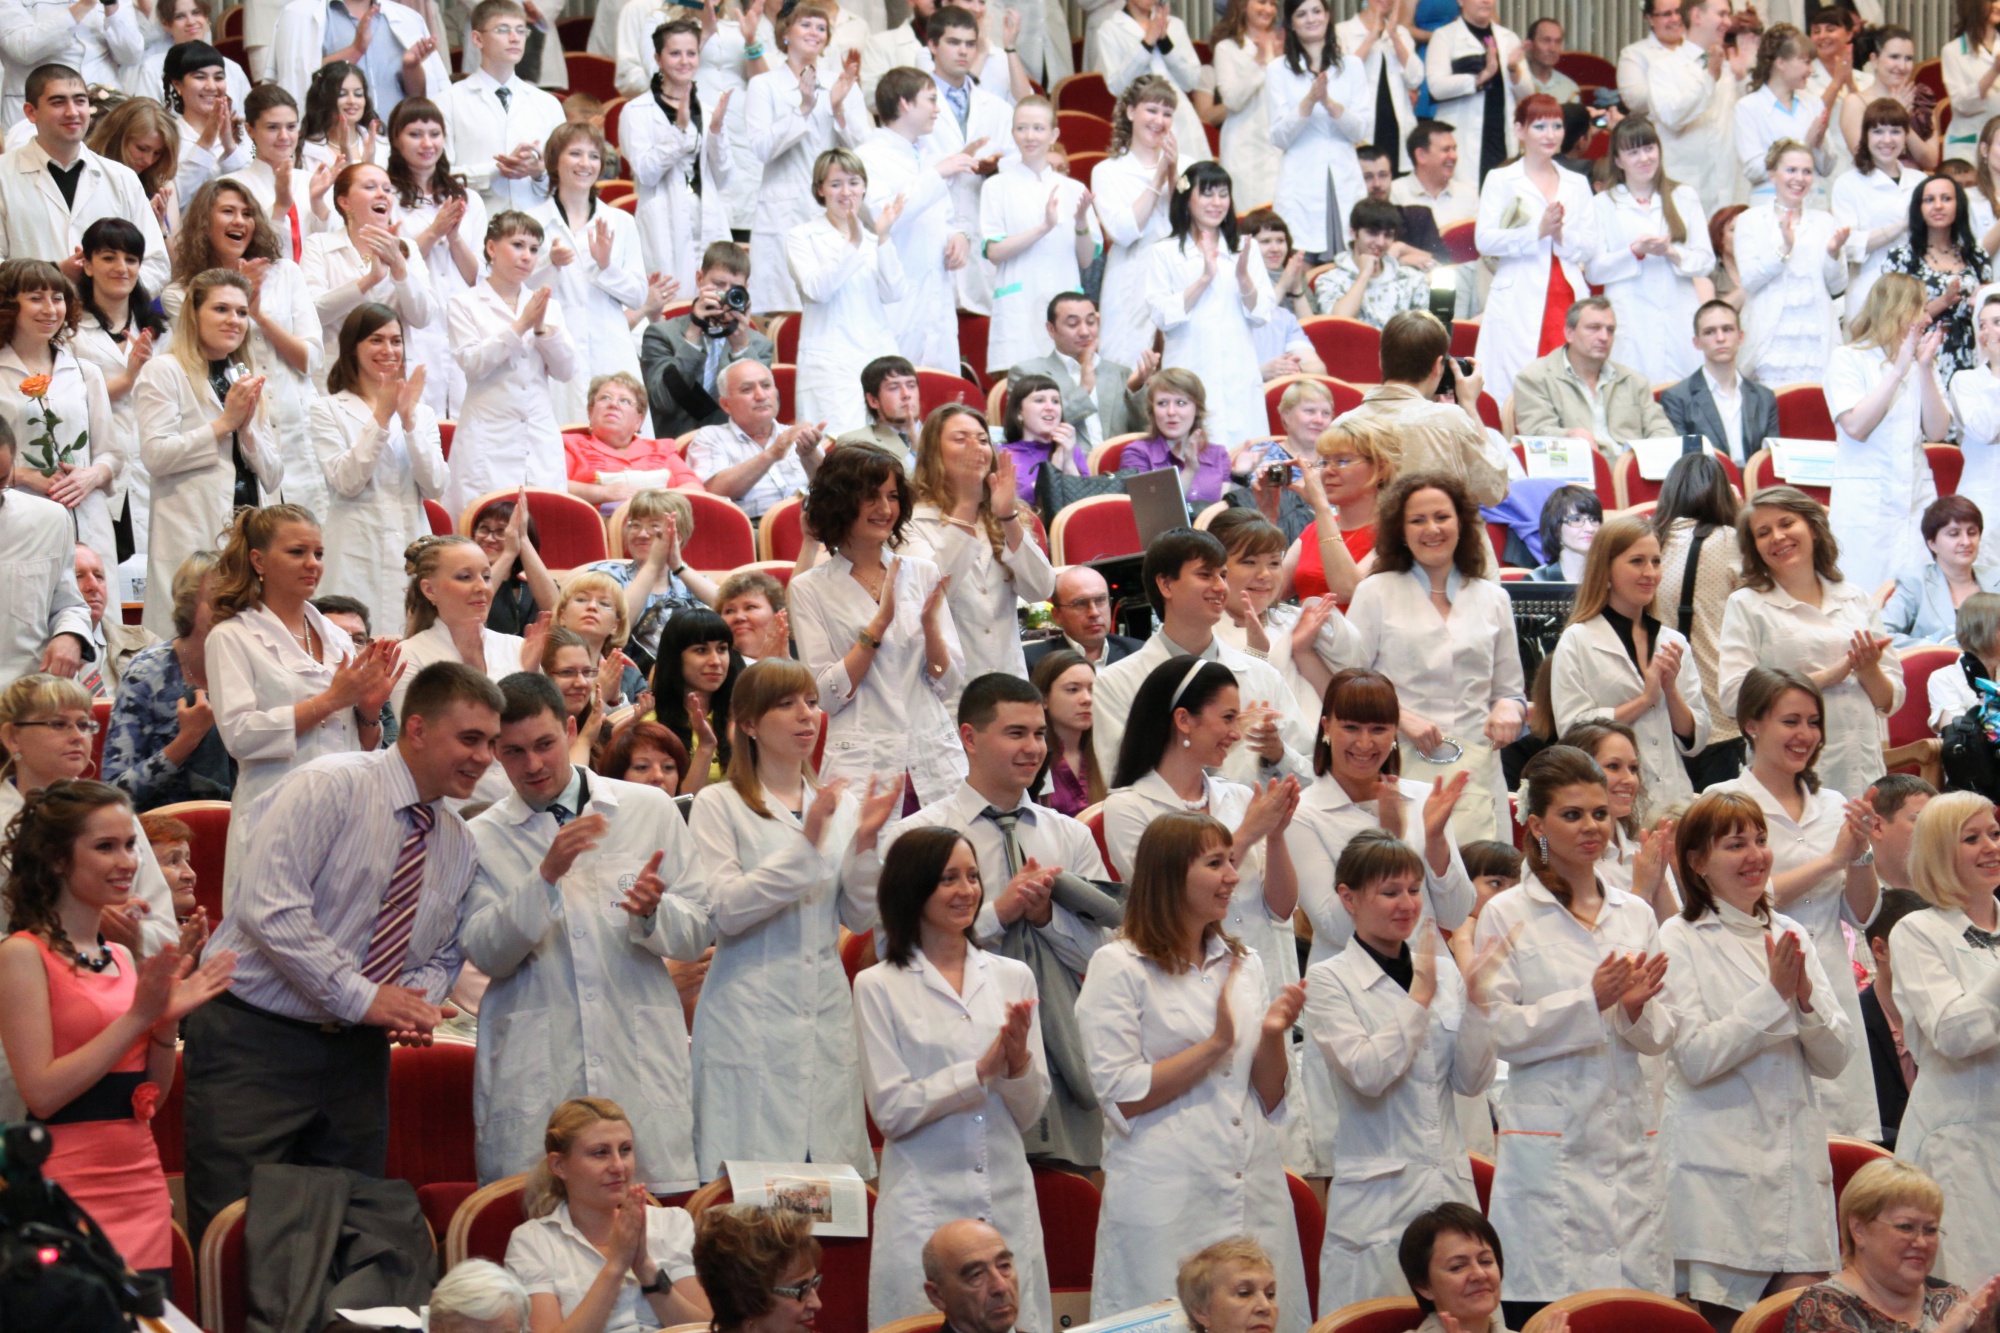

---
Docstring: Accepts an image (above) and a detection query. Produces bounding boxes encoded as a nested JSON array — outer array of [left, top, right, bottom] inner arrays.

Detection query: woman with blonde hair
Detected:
[[533, 122, 648, 425], [1885, 791, 2000, 1286], [1094, 75, 1186, 367], [1177, 1238, 1284, 1333], [1825, 271, 1949, 594], [205, 504, 397, 896], [503, 1097, 711, 1333], [135, 267, 278, 639], [1117, 367, 1231, 505], [1077, 811, 1311, 1332], [87, 99, 181, 241], [581, 488, 717, 664], [1547, 514, 1708, 818], [555, 567, 642, 704], [1733, 25, 1837, 204], [1658, 789, 1849, 1324], [686, 658, 901, 1180], [1285, 412, 1389, 607], [905, 404, 1055, 687]]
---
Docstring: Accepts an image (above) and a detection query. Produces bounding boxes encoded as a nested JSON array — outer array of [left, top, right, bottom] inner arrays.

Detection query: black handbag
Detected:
[[1035, 460, 1126, 525]]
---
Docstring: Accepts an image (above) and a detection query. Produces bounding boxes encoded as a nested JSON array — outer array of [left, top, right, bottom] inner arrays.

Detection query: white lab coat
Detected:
[[439, 71, 568, 216], [392, 188, 489, 421], [68, 322, 145, 553], [854, 950, 1052, 1333], [135, 355, 282, 638], [1628, 39, 1736, 214], [0, 142, 169, 295], [1343, 568, 1526, 843], [687, 779, 881, 1179], [744, 60, 867, 314], [1213, 600, 1355, 720], [1143, 234, 1274, 451], [788, 550, 966, 807], [1474, 874, 1676, 1302], [1823, 344, 1940, 595], [219, 158, 336, 260], [1472, 158, 1598, 405], [308, 391, 448, 629], [1092, 11, 1209, 170], [979, 158, 1099, 374], [1951, 366, 2000, 551], [299, 227, 440, 391], [0, 346, 119, 579], [268, 0, 450, 115], [1335, 16, 1422, 187], [1734, 203, 1846, 390], [464, 771, 714, 1191], [1304, 934, 1494, 1310], [1716, 580, 1903, 817], [1704, 771, 1878, 1141], [858, 130, 961, 375], [206, 601, 364, 905], [1091, 149, 1183, 368], [1088, 631, 1318, 790], [444, 283, 578, 518], [785, 216, 903, 435], [693, 17, 778, 234], [171, 111, 251, 210], [526, 199, 646, 426], [125, 47, 250, 110], [1733, 86, 1837, 206], [1262, 55, 1370, 256], [921, 74, 1016, 316], [1944, 34, 2000, 163], [903, 504, 1055, 689], [620, 89, 733, 293], [1888, 903, 2000, 1284], [1585, 184, 1713, 385], [1550, 615, 1711, 820], [1213, 37, 1281, 214], [0, 0, 142, 124], [1830, 166, 1919, 323], [1425, 19, 1531, 190], [1658, 905, 1847, 1277], [162, 261, 326, 522]]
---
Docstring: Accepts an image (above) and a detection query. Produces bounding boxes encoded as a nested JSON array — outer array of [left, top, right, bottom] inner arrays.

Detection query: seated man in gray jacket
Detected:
[[1513, 296, 1674, 455], [639, 241, 776, 441], [1007, 292, 1157, 449], [1658, 300, 1779, 466]]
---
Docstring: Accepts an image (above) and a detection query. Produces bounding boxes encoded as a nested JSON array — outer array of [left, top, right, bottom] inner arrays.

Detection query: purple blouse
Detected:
[[1117, 435, 1233, 505], [1044, 751, 1091, 817], [1000, 437, 1090, 502]]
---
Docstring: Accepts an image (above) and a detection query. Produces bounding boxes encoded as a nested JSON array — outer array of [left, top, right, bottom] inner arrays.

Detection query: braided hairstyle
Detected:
[[3, 780, 135, 967]]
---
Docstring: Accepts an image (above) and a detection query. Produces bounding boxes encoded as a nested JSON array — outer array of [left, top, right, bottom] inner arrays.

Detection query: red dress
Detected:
[[25, 933, 172, 1270], [1294, 521, 1378, 605]]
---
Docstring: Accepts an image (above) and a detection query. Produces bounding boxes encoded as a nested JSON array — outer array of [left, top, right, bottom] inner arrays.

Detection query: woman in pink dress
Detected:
[[0, 780, 234, 1276]]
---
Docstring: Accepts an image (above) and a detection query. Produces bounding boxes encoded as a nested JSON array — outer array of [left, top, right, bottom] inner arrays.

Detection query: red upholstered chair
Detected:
[[730, 559, 796, 589], [385, 1041, 478, 1190], [1486, 521, 1513, 568], [1056, 110, 1113, 153], [1829, 1135, 1892, 1209], [151, 1048, 185, 1176], [198, 1199, 250, 1333], [873, 1317, 947, 1333], [1441, 221, 1478, 266], [1051, 72, 1113, 117], [1289, 1170, 1326, 1318], [446, 1174, 528, 1266], [957, 312, 991, 385], [459, 487, 608, 569], [597, 180, 636, 204], [759, 494, 805, 562], [1731, 1288, 1806, 1333], [773, 364, 797, 421], [424, 498, 453, 536], [419, 1181, 480, 1249], [1743, 447, 1830, 507], [841, 929, 876, 984], [1049, 495, 1139, 564], [1469, 1151, 1494, 1214], [603, 96, 628, 147], [1612, 449, 1742, 508], [1928, 443, 1963, 497], [915, 368, 984, 418], [684, 1176, 880, 1333], [680, 492, 758, 571], [1510, 443, 1616, 507], [170, 1221, 195, 1316], [1523, 1290, 1710, 1333], [773, 315, 800, 364], [1264, 375, 1362, 433], [564, 52, 618, 99], [437, 419, 454, 459], [1450, 317, 1481, 358], [148, 800, 230, 926], [1310, 1297, 1424, 1333], [1300, 317, 1383, 384], [1476, 392, 1501, 431], [1088, 433, 1147, 475], [1775, 384, 1836, 440], [1033, 1165, 1100, 1329], [1079, 802, 1115, 879], [1888, 646, 1960, 748], [1556, 51, 1617, 86], [556, 14, 591, 49], [1066, 151, 1107, 189]]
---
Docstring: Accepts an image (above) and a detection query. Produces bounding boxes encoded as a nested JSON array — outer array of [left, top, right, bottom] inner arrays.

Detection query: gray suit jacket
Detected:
[[639, 317, 776, 440], [1009, 352, 1150, 440], [1660, 370, 1780, 465]]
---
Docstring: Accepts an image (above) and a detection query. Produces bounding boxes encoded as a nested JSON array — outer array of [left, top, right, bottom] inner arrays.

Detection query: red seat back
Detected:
[[385, 1042, 478, 1189], [1829, 1134, 1891, 1209], [915, 370, 984, 421], [89, 699, 109, 777], [152, 1048, 186, 1174], [1735, 1289, 1807, 1333], [424, 499, 454, 537], [1775, 385, 1836, 441], [150, 800, 229, 927], [438, 420, 454, 459], [1067, 151, 1107, 189], [1300, 317, 1382, 384], [681, 492, 759, 571], [1050, 496, 1139, 565], [761, 495, 805, 563], [1056, 110, 1113, 153], [1440, 221, 1478, 267], [603, 96, 628, 147], [1469, 1152, 1493, 1214], [1889, 646, 1960, 748], [1449, 316, 1480, 358], [1032, 1165, 1100, 1292], [1927, 443, 1963, 497], [170, 1221, 195, 1315], [775, 316, 800, 364], [459, 1180, 528, 1265], [1745, 448, 1829, 508], [841, 929, 875, 984], [1318, 1298, 1425, 1333], [1523, 1291, 1709, 1333], [1510, 443, 1616, 507], [563, 52, 618, 100], [1288, 1170, 1324, 1318], [1051, 72, 1113, 117], [419, 1180, 480, 1248], [956, 312, 991, 385], [1555, 51, 1617, 86], [773, 364, 797, 421]]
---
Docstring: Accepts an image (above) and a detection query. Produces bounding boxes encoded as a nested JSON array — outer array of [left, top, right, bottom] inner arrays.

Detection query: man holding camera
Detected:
[[639, 240, 775, 441], [1343, 310, 1510, 506]]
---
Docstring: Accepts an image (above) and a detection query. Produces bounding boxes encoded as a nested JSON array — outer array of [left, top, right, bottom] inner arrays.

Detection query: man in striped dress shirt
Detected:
[[182, 662, 504, 1245]]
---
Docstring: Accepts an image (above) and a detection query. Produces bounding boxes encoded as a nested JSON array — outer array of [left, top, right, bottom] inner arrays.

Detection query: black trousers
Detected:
[[181, 993, 390, 1248]]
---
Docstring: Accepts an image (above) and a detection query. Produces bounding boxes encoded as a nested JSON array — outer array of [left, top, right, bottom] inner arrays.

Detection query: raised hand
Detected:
[[856, 772, 904, 846], [1539, 201, 1564, 240], [1620, 951, 1669, 1020], [688, 693, 716, 753], [1766, 928, 1805, 1003], [1590, 952, 1636, 1011], [1263, 979, 1306, 1035], [539, 812, 609, 883], [1237, 775, 1301, 846], [1422, 771, 1471, 847], [221, 375, 264, 432], [131, 943, 236, 1027], [919, 572, 951, 633], [989, 449, 1019, 510], [1826, 223, 1851, 259], [1210, 956, 1241, 1050], [548, 236, 576, 268], [177, 908, 209, 957], [867, 558, 899, 639], [875, 192, 907, 236], [621, 850, 667, 917], [801, 776, 850, 848], [709, 88, 733, 134], [395, 363, 427, 425], [1411, 927, 1439, 1007], [97, 902, 146, 954], [589, 217, 614, 270]]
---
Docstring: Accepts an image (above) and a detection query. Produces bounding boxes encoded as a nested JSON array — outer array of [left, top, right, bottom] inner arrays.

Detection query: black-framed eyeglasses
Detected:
[[772, 1274, 824, 1300]]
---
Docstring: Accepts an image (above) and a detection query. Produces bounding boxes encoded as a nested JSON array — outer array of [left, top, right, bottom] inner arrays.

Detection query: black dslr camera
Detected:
[[697, 284, 752, 338], [0, 1123, 163, 1331]]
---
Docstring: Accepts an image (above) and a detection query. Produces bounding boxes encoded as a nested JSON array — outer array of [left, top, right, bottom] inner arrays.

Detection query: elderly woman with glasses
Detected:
[[1784, 1158, 2000, 1333]]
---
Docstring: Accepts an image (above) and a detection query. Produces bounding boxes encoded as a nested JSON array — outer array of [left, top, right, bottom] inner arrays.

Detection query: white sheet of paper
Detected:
[[332, 1310, 423, 1330], [1631, 436, 1708, 481], [723, 1160, 870, 1237], [1769, 437, 1838, 487], [1516, 436, 1595, 480]]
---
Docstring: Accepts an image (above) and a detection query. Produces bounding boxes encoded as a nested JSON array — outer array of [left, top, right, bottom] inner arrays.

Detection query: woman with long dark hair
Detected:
[[1886, 173, 1990, 378], [650, 608, 743, 796], [163, 41, 248, 204], [1650, 452, 1745, 789], [1030, 648, 1104, 816], [1260, 0, 1364, 259], [386, 96, 483, 419], [1093, 74, 1185, 367], [623, 16, 734, 291], [1587, 115, 1713, 383]]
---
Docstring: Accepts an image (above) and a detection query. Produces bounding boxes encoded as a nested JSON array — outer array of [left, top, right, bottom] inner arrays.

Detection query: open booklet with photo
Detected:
[[722, 1161, 871, 1237]]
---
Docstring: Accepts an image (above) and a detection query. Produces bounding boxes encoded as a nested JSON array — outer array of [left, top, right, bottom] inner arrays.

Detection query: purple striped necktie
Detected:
[[361, 802, 436, 984]]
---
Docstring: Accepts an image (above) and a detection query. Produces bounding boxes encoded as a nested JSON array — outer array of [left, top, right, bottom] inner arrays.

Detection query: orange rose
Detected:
[[18, 375, 49, 399]]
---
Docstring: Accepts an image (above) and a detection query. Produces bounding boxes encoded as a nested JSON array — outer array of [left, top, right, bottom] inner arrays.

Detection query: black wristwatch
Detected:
[[639, 1272, 670, 1296]]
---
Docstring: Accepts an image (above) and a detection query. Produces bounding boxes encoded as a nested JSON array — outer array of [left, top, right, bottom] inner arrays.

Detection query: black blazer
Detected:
[[1024, 633, 1143, 672], [1659, 370, 1780, 465]]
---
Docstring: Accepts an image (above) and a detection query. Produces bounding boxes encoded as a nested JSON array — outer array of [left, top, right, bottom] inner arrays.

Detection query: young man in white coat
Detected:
[[1423, 0, 1531, 188], [462, 672, 714, 1195], [0, 66, 169, 293], [860, 67, 981, 377], [440, 0, 566, 216], [884, 671, 1118, 1171], [922, 7, 1010, 317]]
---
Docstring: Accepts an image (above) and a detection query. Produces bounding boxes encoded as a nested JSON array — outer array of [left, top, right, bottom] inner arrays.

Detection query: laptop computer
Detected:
[[1123, 467, 1192, 547]]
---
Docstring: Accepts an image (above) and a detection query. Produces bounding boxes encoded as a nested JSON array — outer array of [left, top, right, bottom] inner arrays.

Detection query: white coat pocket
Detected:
[[1100, 1157, 1191, 1224], [1494, 1101, 1569, 1212], [1325, 1156, 1409, 1248]]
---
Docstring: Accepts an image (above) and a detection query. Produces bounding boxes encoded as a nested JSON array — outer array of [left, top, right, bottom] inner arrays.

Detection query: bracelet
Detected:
[[151, 1033, 176, 1049], [995, 509, 1020, 522], [672, 563, 689, 578], [1004, 46, 1017, 52], [857, 629, 880, 650], [743, 41, 764, 58]]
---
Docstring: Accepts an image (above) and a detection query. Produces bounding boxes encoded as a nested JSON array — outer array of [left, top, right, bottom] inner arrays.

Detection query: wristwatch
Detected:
[[639, 1272, 670, 1296]]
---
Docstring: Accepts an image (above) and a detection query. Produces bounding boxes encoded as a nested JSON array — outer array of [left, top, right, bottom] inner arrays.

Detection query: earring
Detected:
[[1181, 736, 1192, 748], [1537, 834, 1548, 861]]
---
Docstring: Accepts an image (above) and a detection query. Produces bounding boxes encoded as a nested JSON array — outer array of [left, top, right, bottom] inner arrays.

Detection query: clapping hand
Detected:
[[1421, 772, 1471, 847], [856, 772, 904, 847], [1618, 951, 1669, 1021], [97, 901, 147, 954], [978, 997, 1037, 1081], [996, 856, 1059, 926], [1262, 979, 1306, 1036], [1766, 928, 1807, 1004], [1237, 775, 1301, 845], [620, 850, 667, 918], [131, 943, 236, 1029], [540, 813, 608, 882], [801, 776, 849, 849]]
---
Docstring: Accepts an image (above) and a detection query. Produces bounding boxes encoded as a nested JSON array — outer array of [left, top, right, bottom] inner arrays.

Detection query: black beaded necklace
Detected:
[[73, 934, 114, 973]]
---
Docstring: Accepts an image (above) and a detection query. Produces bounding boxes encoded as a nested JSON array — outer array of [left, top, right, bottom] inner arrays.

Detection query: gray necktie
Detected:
[[495, 85, 512, 112], [982, 805, 1024, 878]]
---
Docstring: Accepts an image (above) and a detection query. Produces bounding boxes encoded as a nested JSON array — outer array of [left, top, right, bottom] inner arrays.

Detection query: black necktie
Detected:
[[548, 803, 572, 826], [495, 85, 512, 112], [1966, 924, 2000, 951]]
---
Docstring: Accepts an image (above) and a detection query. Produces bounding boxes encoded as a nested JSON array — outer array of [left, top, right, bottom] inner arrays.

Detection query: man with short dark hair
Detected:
[[1339, 310, 1509, 505], [1660, 299, 1778, 464], [1314, 198, 1432, 327], [1358, 145, 1447, 267], [886, 672, 1115, 1169], [1389, 120, 1476, 226], [1009, 293, 1153, 449], [439, 0, 566, 213], [1024, 565, 1142, 670], [639, 241, 776, 441], [924, 1220, 1030, 1333], [1523, 18, 1579, 101], [836, 355, 924, 467], [185, 661, 504, 1245], [464, 672, 712, 1192], [1090, 529, 1325, 784], [1514, 297, 1675, 453]]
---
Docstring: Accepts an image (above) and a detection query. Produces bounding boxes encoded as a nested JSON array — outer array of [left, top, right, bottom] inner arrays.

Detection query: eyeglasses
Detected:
[[1055, 595, 1110, 612], [1877, 1220, 1944, 1241], [1561, 513, 1601, 529], [568, 595, 619, 611], [13, 718, 98, 736], [1322, 454, 1366, 470], [772, 1274, 824, 1300], [549, 667, 594, 682]]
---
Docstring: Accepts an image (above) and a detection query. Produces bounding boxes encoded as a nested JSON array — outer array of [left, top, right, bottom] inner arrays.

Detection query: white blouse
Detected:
[[505, 1202, 696, 1333]]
